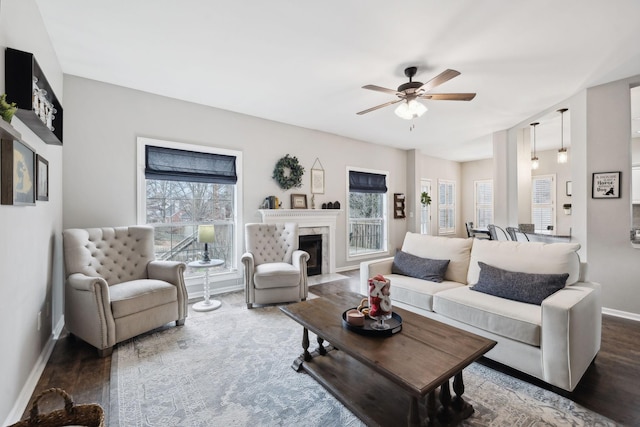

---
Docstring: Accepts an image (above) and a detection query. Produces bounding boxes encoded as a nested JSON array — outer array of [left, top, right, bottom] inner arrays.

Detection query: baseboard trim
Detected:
[[602, 307, 640, 322], [3, 332, 57, 426]]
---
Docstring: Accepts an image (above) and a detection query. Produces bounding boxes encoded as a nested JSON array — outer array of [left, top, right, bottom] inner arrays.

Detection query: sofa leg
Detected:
[[97, 347, 113, 358], [247, 303, 253, 309], [176, 319, 185, 326]]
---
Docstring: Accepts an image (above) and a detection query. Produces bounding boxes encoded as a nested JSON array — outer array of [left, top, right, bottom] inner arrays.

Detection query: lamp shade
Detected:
[[197, 225, 215, 243], [395, 99, 427, 120], [531, 156, 540, 170], [557, 148, 568, 164]]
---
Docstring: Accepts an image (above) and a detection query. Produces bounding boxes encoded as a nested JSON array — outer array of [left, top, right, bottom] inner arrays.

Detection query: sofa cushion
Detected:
[[471, 262, 568, 305], [433, 286, 542, 346], [467, 239, 581, 286], [254, 262, 300, 289], [392, 250, 450, 283], [401, 232, 473, 284], [388, 273, 464, 312]]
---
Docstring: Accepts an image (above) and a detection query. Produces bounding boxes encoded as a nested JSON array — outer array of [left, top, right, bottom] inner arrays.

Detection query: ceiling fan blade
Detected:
[[362, 84, 401, 96], [420, 93, 477, 101], [357, 99, 403, 115], [418, 69, 461, 93]]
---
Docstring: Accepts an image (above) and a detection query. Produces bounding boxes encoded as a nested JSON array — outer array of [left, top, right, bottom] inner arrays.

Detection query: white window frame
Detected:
[[420, 179, 431, 235], [136, 137, 244, 287], [474, 179, 493, 228], [531, 174, 555, 233], [346, 166, 389, 260], [438, 179, 456, 235]]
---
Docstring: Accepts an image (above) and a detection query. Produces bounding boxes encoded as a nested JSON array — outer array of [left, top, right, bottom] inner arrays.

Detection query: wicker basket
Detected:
[[9, 388, 104, 427]]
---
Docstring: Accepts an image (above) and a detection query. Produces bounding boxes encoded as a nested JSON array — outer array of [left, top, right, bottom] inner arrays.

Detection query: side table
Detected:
[[188, 259, 224, 312]]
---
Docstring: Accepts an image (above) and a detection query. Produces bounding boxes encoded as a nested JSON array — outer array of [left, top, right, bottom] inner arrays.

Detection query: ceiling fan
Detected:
[[357, 67, 476, 119]]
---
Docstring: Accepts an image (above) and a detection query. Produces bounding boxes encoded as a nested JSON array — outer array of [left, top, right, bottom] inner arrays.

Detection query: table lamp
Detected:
[[198, 224, 215, 263]]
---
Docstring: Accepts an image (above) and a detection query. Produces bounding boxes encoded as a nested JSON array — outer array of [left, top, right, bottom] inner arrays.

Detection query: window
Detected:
[[532, 174, 555, 233], [438, 180, 456, 234], [474, 180, 493, 228], [420, 179, 431, 235], [137, 138, 243, 279], [347, 169, 388, 257]]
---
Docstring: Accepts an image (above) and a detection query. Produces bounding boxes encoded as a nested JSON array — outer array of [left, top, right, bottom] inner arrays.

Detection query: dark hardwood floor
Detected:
[[20, 270, 640, 426]]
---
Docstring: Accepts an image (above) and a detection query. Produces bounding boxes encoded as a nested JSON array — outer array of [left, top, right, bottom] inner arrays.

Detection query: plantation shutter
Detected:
[[531, 175, 554, 232], [475, 180, 493, 228], [145, 145, 237, 184], [349, 171, 387, 193]]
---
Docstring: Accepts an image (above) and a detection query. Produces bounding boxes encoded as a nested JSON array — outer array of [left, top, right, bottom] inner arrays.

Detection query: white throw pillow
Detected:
[[401, 232, 473, 284], [466, 239, 581, 286]]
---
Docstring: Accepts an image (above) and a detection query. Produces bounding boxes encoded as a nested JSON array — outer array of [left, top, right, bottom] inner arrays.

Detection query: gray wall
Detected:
[[62, 75, 410, 272], [0, 0, 64, 422]]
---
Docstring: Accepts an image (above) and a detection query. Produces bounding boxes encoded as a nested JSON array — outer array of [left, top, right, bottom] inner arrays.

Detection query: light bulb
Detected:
[[395, 99, 427, 120]]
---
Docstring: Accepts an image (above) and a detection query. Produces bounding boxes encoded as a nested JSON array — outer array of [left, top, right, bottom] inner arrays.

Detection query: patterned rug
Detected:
[[109, 291, 617, 426]]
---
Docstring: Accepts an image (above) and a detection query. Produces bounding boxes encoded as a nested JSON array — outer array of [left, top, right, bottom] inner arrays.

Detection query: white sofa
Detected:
[[360, 232, 602, 392]]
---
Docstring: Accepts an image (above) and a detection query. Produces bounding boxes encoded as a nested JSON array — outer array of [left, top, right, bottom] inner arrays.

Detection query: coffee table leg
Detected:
[[317, 336, 327, 355], [407, 396, 421, 427], [452, 372, 473, 418], [426, 390, 437, 425], [291, 327, 311, 371], [437, 379, 453, 424]]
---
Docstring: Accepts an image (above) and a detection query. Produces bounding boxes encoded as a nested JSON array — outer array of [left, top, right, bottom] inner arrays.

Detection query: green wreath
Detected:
[[272, 154, 305, 190]]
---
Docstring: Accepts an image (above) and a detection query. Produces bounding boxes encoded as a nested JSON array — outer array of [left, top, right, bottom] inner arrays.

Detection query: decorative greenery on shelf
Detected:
[[420, 191, 432, 206], [0, 93, 18, 123], [272, 154, 305, 190]]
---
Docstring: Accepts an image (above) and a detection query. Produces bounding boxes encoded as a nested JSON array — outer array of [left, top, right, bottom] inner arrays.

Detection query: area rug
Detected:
[[109, 291, 617, 426]]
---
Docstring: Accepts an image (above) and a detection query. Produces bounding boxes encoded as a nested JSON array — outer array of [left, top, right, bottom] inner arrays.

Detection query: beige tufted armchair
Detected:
[[241, 223, 309, 309], [62, 226, 188, 356]]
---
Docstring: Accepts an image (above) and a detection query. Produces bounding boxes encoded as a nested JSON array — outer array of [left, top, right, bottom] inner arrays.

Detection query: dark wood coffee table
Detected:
[[280, 295, 496, 427]]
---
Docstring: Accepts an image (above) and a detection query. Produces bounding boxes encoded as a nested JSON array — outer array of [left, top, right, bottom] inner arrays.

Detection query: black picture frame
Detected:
[[36, 154, 49, 201], [592, 171, 621, 199], [1, 139, 36, 205]]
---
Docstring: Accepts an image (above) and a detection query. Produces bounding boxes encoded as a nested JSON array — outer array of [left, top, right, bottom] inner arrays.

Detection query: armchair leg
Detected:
[[97, 347, 113, 358], [176, 319, 185, 326]]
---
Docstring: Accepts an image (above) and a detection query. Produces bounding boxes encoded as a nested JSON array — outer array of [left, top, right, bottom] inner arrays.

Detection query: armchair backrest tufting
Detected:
[[245, 223, 298, 265], [63, 226, 156, 285]]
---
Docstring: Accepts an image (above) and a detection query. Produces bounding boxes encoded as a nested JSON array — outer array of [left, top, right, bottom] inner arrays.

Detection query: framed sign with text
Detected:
[[592, 171, 621, 199]]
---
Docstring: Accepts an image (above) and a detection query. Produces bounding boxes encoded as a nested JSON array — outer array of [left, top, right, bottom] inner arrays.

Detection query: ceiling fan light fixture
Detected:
[[395, 99, 427, 120]]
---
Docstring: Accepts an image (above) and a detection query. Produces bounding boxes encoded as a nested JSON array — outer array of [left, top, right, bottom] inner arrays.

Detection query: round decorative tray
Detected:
[[341, 308, 403, 337]]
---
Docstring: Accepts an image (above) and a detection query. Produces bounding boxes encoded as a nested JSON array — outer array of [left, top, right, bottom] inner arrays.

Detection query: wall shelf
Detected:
[[393, 193, 406, 219], [4, 48, 63, 145], [0, 118, 22, 141]]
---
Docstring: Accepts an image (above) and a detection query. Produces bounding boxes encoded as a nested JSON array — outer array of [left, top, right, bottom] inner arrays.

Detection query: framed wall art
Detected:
[[592, 171, 621, 199], [36, 154, 49, 201], [291, 193, 308, 209], [310, 157, 324, 194], [1, 139, 36, 205]]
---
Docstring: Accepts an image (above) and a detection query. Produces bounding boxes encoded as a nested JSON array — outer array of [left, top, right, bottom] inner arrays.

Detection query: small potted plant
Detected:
[[0, 93, 17, 123], [420, 191, 431, 206]]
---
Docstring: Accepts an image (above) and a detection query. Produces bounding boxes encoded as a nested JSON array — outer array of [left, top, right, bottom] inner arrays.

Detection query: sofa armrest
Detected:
[[359, 257, 394, 296], [292, 250, 310, 300], [541, 281, 602, 391], [65, 273, 115, 350], [148, 260, 188, 320]]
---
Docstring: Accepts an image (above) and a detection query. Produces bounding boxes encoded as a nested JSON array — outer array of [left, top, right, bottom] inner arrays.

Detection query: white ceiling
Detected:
[[35, 0, 640, 162]]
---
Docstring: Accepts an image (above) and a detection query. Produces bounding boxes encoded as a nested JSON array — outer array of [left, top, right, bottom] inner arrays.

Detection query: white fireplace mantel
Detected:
[[258, 209, 341, 273]]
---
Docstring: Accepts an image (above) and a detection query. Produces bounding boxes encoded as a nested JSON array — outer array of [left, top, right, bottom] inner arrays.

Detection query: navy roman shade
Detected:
[[145, 145, 237, 184], [349, 171, 387, 193]]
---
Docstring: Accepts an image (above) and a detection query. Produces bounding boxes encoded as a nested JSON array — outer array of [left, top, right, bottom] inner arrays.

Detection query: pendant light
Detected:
[[557, 108, 568, 164], [530, 122, 540, 170]]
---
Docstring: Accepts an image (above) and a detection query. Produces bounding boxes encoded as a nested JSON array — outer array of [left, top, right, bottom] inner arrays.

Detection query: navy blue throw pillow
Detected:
[[471, 262, 569, 305], [391, 250, 450, 283]]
